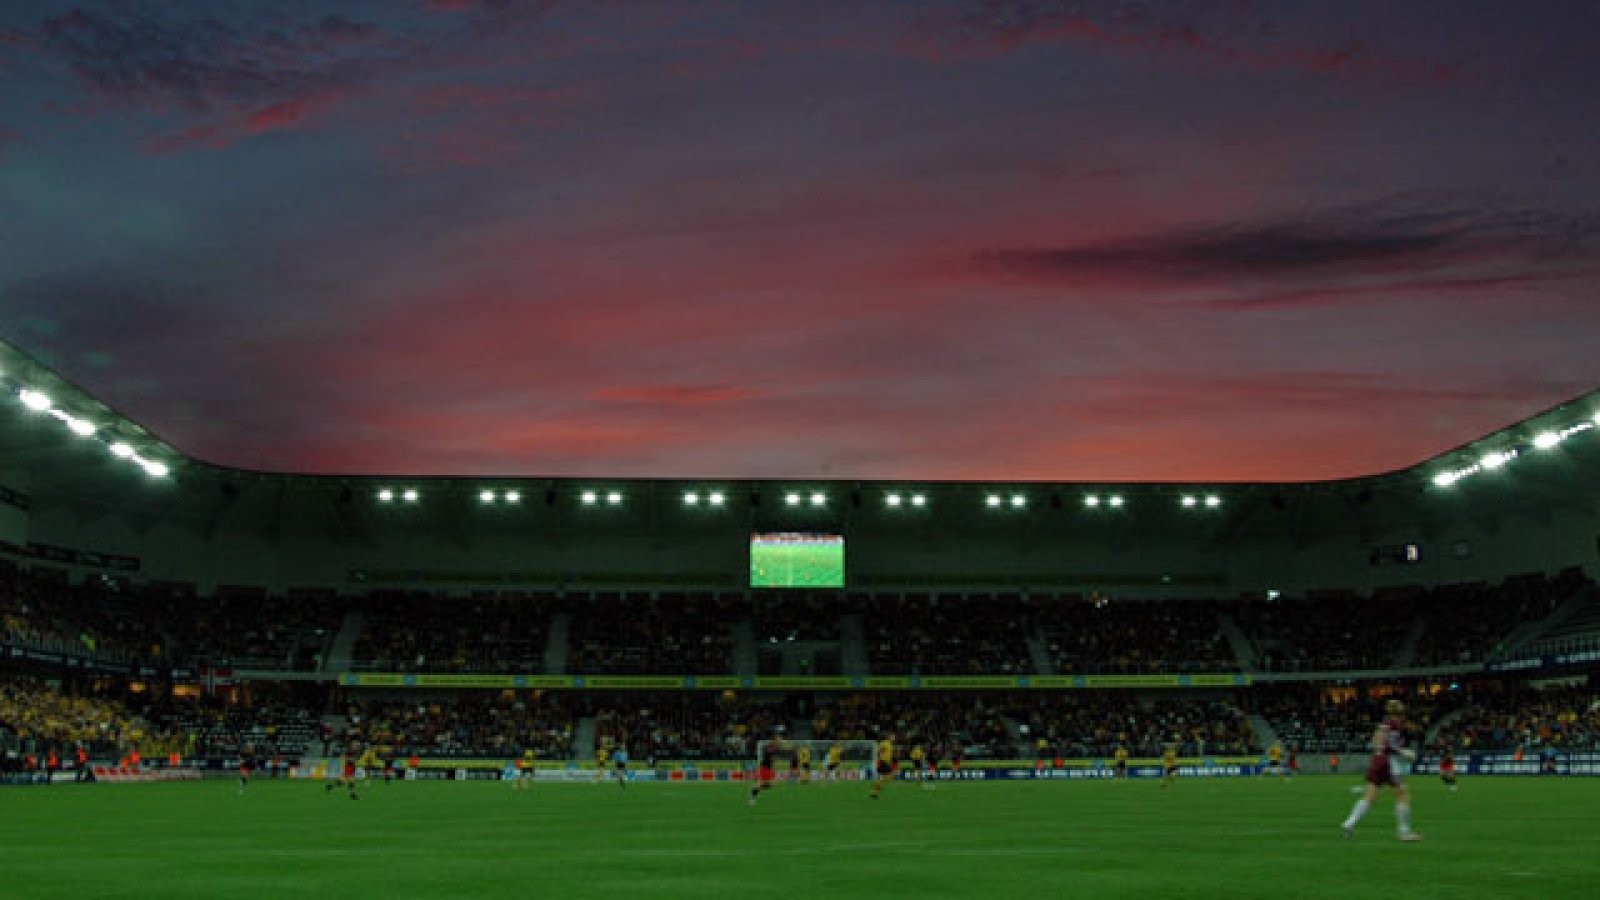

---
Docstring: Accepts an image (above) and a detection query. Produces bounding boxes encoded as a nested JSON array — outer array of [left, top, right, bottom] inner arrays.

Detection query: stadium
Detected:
[[3, 335, 1599, 898], [5, 3, 1600, 899]]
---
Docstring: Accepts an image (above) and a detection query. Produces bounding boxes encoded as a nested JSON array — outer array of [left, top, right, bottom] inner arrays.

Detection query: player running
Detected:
[[1161, 744, 1179, 788], [749, 737, 786, 806], [238, 746, 255, 795], [868, 733, 895, 800], [326, 750, 359, 799], [612, 745, 628, 790], [1340, 699, 1422, 841]]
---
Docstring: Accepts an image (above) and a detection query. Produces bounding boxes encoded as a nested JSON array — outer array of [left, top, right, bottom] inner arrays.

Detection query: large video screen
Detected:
[[749, 532, 845, 588]]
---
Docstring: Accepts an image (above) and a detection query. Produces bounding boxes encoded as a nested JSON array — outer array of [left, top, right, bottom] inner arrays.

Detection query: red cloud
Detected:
[[589, 384, 761, 408], [142, 89, 345, 154]]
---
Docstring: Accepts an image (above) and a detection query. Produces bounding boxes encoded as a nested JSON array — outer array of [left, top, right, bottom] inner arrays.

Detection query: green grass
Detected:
[[3, 776, 1597, 899]]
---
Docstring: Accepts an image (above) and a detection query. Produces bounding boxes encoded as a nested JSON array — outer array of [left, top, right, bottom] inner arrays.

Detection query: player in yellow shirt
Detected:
[[1263, 741, 1285, 779], [1161, 744, 1180, 789], [910, 744, 932, 791], [514, 748, 535, 791], [1113, 744, 1130, 780], [869, 735, 896, 799], [595, 743, 610, 784], [796, 745, 813, 784], [826, 743, 843, 781]]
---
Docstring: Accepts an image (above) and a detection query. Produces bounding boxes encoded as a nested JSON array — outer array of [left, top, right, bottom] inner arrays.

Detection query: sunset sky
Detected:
[[1, 1, 1596, 481]]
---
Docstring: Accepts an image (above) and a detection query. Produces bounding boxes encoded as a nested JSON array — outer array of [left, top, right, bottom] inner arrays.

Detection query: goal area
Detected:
[[753, 740, 879, 781]]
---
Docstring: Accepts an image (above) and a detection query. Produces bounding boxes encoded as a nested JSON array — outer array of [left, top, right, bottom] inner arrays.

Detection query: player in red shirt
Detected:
[[748, 738, 785, 807], [1340, 699, 1421, 841]]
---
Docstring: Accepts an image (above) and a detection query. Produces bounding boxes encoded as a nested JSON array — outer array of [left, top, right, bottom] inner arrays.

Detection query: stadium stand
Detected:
[[566, 591, 739, 675], [1038, 597, 1234, 674], [352, 590, 559, 673], [862, 592, 1038, 676]]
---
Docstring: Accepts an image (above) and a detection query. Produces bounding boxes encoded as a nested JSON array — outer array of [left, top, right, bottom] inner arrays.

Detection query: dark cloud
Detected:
[[27, 6, 376, 114], [902, 0, 1467, 83], [4, 2, 557, 151], [973, 197, 1600, 286]]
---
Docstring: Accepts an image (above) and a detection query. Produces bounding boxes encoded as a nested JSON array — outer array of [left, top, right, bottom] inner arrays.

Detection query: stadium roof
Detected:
[[3, 337, 1596, 550]]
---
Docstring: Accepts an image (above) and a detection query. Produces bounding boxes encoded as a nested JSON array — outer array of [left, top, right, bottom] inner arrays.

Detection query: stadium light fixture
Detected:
[[139, 458, 169, 478], [1432, 471, 1459, 488], [1084, 495, 1101, 508], [809, 492, 826, 507], [377, 488, 395, 503], [1107, 495, 1124, 508], [1181, 495, 1197, 508], [1480, 449, 1516, 470], [708, 491, 726, 507], [886, 493, 903, 507], [402, 488, 419, 504], [67, 416, 96, 437], [1204, 495, 1222, 508], [110, 442, 135, 459], [785, 492, 801, 507], [684, 491, 700, 506], [1010, 494, 1027, 508], [479, 489, 497, 505], [910, 494, 926, 507], [19, 388, 52, 412], [1533, 431, 1561, 449], [606, 491, 623, 506], [581, 490, 598, 506], [985, 494, 1002, 508]]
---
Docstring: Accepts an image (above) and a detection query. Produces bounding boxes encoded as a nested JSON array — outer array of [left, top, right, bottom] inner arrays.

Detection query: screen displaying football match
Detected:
[[749, 532, 845, 588]]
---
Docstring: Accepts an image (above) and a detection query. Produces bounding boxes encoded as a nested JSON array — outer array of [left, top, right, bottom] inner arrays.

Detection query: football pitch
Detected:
[[3, 777, 1596, 899]]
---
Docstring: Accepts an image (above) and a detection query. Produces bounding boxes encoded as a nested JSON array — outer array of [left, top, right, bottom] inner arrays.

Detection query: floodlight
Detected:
[[1432, 472, 1456, 488], [479, 489, 497, 504], [986, 494, 1002, 508], [785, 492, 801, 506], [910, 494, 926, 507], [684, 491, 700, 506], [1594, 410, 1600, 426], [1010, 494, 1026, 508], [377, 488, 395, 503], [1533, 431, 1560, 449], [110, 442, 135, 458], [1084, 495, 1101, 508], [1204, 495, 1221, 508], [1181, 495, 1197, 508], [19, 389, 51, 412], [606, 491, 623, 506], [581, 490, 598, 505], [886, 493, 903, 507], [140, 459, 169, 478], [1107, 495, 1124, 508], [67, 416, 96, 437], [708, 492, 726, 507], [505, 490, 521, 504], [402, 488, 419, 503], [1480, 450, 1514, 470], [810, 492, 826, 507]]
